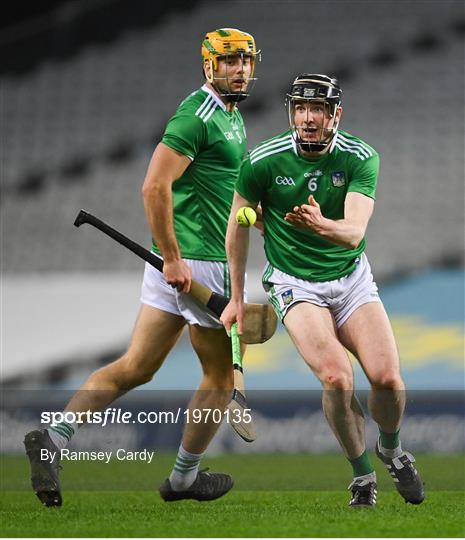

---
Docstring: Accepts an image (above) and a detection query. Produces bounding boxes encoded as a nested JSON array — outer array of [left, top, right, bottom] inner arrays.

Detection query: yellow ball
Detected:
[[235, 206, 257, 227]]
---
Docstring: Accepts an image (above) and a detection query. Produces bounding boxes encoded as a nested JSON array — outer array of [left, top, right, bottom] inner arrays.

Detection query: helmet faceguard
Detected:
[[286, 74, 342, 153], [202, 28, 260, 103]]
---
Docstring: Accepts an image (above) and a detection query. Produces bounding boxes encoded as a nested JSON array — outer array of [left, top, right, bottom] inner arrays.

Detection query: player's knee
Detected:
[[320, 369, 353, 390], [131, 369, 155, 387], [112, 354, 158, 389], [372, 370, 403, 390], [202, 368, 234, 391], [208, 374, 234, 392], [125, 362, 157, 387]]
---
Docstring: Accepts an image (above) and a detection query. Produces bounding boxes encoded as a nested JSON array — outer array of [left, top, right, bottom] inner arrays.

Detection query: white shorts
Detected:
[[262, 253, 381, 328], [140, 256, 247, 328]]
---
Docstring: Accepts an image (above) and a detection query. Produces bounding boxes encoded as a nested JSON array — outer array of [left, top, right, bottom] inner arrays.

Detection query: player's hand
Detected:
[[284, 195, 325, 233], [220, 299, 245, 336], [163, 259, 192, 293]]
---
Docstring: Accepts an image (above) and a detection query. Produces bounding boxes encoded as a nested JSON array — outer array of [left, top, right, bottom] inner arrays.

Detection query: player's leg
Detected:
[[66, 304, 185, 411], [338, 302, 424, 503], [25, 303, 185, 507], [160, 325, 234, 501], [284, 302, 376, 506], [183, 325, 234, 450], [44, 259, 186, 442], [339, 302, 405, 430], [285, 302, 365, 457]]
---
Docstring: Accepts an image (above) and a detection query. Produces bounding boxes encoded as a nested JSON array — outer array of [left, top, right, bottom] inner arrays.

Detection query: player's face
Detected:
[[214, 54, 253, 95], [293, 100, 342, 144]]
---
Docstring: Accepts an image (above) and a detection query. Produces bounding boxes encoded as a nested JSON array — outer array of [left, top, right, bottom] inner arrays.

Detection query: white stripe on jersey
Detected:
[[250, 139, 294, 162], [202, 102, 218, 122], [195, 95, 213, 117], [196, 96, 218, 122], [250, 134, 294, 159], [338, 132, 373, 155], [250, 142, 294, 164], [335, 142, 367, 160], [336, 141, 367, 160], [337, 134, 373, 158], [337, 139, 372, 160], [198, 101, 215, 120]]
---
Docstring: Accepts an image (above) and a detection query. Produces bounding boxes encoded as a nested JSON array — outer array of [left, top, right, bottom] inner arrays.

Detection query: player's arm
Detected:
[[221, 192, 258, 334], [285, 192, 374, 250], [142, 142, 192, 292]]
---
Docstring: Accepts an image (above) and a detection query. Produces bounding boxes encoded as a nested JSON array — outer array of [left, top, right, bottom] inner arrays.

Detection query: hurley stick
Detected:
[[226, 323, 257, 442], [74, 210, 277, 345]]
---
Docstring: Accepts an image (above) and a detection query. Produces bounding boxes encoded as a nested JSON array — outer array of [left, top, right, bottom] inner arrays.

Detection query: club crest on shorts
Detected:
[[331, 171, 346, 187], [281, 289, 294, 306]]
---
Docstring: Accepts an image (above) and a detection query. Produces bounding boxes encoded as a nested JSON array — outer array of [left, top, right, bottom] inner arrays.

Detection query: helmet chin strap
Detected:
[[224, 91, 249, 103], [296, 137, 327, 153], [295, 127, 336, 153], [211, 80, 249, 103]]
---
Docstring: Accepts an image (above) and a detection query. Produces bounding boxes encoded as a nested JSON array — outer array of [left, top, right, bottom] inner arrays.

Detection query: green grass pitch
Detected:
[[1, 453, 464, 537]]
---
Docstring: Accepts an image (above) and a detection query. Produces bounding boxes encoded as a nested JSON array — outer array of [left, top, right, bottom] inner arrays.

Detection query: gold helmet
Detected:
[[202, 28, 259, 102]]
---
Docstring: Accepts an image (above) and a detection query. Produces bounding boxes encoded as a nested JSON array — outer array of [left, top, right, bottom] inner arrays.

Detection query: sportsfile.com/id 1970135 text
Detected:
[[40, 407, 252, 428]]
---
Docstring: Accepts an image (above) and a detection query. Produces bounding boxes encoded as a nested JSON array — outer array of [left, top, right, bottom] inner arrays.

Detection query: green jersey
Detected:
[[153, 84, 247, 261], [236, 129, 380, 281]]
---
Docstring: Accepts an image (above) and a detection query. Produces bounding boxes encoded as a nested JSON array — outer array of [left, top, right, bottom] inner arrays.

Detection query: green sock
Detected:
[[348, 450, 374, 477], [379, 429, 400, 449], [48, 421, 75, 450]]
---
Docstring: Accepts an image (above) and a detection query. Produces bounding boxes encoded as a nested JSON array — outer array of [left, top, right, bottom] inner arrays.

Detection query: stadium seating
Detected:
[[3, 1, 463, 279]]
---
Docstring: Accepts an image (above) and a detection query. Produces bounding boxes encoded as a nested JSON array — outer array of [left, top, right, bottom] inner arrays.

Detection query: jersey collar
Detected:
[[201, 84, 227, 111]]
